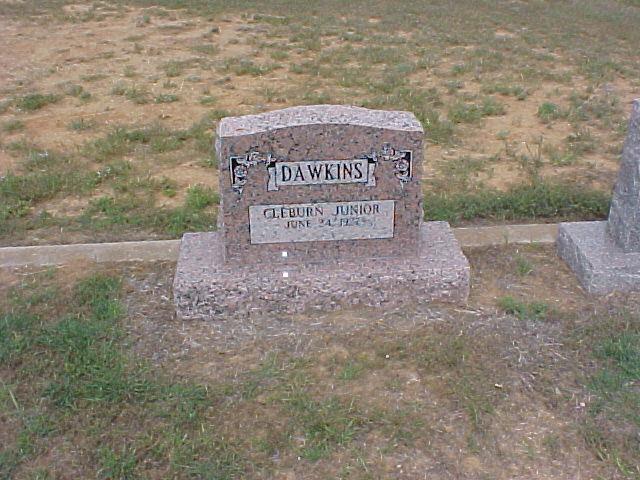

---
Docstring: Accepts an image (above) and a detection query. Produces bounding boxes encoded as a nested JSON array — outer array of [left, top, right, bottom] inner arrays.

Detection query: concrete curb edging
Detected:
[[453, 223, 558, 247], [0, 224, 559, 268], [0, 240, 181, 267]]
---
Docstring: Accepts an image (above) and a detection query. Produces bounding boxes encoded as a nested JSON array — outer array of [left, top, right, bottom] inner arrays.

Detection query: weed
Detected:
[[191, 43, 218, 55], [422, 114, 455, 145], [445, 80, 464, 94], [448, 97, 504, 123], [163, 60, 187, 77], [199, 95, 216, 105], [81, 73, 108, 82], [580, 56, 624, 82], [98, 444, 138, 479], [83, 124, 191, 162], [537, 102, 562, 122], [583, 326, 640, 475], [68, 118, 95, 131], [544, 143, 578, 166], [496, 130, 510, 140], [81, 183, 218, 237], [123, 65, 136, 78], [2, 119, 25, 133], [337, 360, 365, 381], [111, 82, 150, 104], [286, 393, 363, 461], [566, 128, 597, 156], [15, 93, 61, 112], [221, 57, 279, 76], [498, 296, 549, 321], [125, 85, 150, 104], [270, 50, 289, 61], [61, 82, 84, 97], [482, 83, 528, 100], [154, 93, 179, 103], [515, 256, 534, 276], [185, 185, 219, 210]]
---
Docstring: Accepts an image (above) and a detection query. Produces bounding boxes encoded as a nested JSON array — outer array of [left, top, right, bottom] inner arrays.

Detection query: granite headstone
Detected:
[[174, 105, 470, 319], [558, 99, 640, 293]]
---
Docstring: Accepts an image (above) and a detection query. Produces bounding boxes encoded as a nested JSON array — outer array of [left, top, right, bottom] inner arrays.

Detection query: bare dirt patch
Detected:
[[0, 2, 638, 245]]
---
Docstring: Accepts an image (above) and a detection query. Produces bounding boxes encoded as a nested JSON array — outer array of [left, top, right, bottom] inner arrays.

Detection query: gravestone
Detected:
[[557, 99, 640, 294], [173, 105, 470, 320]]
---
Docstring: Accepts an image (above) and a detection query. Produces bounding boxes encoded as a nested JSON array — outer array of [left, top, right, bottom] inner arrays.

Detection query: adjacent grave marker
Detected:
[[558, 99, 640, 293], [174, 105, 470, 320]]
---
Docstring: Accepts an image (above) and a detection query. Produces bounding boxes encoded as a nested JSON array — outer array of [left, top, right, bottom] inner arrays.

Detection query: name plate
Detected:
[[249, 200, 395, 244], [266, 159, 376, 191]]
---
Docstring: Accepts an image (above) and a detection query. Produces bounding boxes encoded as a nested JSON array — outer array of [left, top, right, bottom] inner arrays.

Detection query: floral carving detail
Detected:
[[229, 151, 273, 194], [377, 143, 412, 185]]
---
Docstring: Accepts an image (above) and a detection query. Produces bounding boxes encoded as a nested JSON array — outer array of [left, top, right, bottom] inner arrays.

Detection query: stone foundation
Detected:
[[557, 221, 640, 294], [174, 221, 470, 320]]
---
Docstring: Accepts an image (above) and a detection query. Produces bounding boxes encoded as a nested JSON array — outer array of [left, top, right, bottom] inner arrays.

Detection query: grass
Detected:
[[0, 273, 245, 478], [0, 113, 223, 241], [2, 246, 640, 477], [154, 93, 179, 103], [82, 120, 211, 162], [582, 323, 640, 476], [81, 184, 219, 236], [538, 102, 562, 122], [498, 295, 549, 321], [424, 180, 610, 225], [2, 119, 25, 133], [68, 118, 95, 131], [0, 271, 369, 475], [15, 93, 61, 112], [448, 97, 506, 123], [0, 0, 636, 247], [0, 148, 99, 231]]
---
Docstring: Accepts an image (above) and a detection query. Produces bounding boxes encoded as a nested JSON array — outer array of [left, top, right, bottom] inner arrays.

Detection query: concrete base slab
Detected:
[[557, 221, 640, 294], [173, 221, 470, 320]]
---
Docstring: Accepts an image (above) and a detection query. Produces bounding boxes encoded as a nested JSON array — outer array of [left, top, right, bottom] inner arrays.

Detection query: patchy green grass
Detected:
[[0, 0, 637, 246], [0, 108, 227, 243], [154, 93, 180, 103], [498, 295, 549, 321], [2, 119, 25, 133], [538, 102, 562, 122], [68, 118, 95, 131], [424, 180, 610, 225], [0, 272, 245, 478], [81, 185, 219, 236], [581, 321, 640, 477], [1, 246, 639, 477], [448, 97, 506, 124], [15, 93, 61, 112]]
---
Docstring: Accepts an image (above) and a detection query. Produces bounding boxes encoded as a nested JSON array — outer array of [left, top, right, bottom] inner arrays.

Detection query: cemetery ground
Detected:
[[1, 245, 640, 478], [1, 0, 640, 246], [1, 1, 640, 479]]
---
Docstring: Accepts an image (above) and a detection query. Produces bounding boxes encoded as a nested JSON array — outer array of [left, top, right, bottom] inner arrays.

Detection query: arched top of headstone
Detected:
[[217, 105, 423, 138]]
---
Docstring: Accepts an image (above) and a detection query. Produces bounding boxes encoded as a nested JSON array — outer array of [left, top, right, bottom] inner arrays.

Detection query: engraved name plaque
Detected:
[[249, 200, 395, 244], [266, 159, 376, 190]]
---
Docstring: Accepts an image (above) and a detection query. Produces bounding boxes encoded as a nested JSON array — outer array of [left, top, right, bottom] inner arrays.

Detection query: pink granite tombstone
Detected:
[[174, 105, 469, 319]]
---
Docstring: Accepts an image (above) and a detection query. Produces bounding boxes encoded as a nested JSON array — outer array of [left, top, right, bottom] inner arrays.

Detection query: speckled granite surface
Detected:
[[176, 105, 470, 320], [557, 221, 640, 294], [608, 99, 640, 252], [218, 105, 423, 137], [558, 100, 640, 294], [174, 221, 470, 320], [215, 106, 424, 264]]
